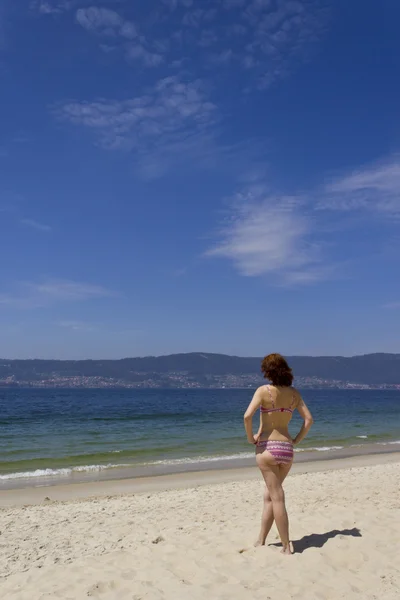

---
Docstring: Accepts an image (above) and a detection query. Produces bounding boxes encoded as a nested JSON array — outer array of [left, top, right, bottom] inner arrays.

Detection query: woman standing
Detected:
[[244, 353, 314, 555]]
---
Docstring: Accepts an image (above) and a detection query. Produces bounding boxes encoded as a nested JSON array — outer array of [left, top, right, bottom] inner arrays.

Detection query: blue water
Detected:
[[0, 388, 399, 480]]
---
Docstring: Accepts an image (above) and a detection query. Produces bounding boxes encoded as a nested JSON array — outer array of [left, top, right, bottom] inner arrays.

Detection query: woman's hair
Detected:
[[261, 353, 293, 387]]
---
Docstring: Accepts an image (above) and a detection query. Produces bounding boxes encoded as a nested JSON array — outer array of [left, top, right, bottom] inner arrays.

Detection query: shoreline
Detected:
[[1, 449, 399, 507], [0, 439, 398, 492]]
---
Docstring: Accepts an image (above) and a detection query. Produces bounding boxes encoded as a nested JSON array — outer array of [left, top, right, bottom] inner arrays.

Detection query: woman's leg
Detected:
[[255, 485, 273, 546], [256, 463, 292, 546], [256, 452, 293, 554]]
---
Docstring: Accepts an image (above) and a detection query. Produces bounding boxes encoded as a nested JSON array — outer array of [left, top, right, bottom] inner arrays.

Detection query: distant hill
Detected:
[[0, 352, 400, 386]]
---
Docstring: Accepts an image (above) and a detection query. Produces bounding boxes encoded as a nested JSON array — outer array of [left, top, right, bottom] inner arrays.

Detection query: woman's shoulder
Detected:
[[290, 387, 303, 404], [255, 384, 271, 398], [255, 384, 270, 393]]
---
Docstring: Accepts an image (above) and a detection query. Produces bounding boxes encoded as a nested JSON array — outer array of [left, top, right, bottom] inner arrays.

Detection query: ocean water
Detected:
[[0, 388, 399, 483]]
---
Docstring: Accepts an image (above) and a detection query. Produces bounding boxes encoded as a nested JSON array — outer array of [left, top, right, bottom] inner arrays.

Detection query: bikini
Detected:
[[257, 386, 296, 465]]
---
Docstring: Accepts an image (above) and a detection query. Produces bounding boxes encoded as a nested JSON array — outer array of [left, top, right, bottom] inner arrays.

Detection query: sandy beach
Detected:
[[1, 453, 399, 600]]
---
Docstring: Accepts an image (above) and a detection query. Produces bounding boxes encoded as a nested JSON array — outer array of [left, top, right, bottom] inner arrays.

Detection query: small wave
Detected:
[[2, 439, 399, 480], [146, 445, 347, 464], [147, 452, 253, 466], [295, 446, 344, 452], [356, 436, 368, 439], [0, 463, 131, 481], [379, 440, 400, 446]]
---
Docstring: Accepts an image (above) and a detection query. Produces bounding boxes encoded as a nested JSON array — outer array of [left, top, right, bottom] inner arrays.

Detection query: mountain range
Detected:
[[0, 353, 400, 387]]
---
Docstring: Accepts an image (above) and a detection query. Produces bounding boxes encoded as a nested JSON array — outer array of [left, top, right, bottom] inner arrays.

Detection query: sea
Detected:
[[0, 388, 399, 488]]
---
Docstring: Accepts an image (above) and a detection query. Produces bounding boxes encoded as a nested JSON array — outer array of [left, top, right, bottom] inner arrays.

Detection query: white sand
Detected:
[[1, 457, 399, 600]]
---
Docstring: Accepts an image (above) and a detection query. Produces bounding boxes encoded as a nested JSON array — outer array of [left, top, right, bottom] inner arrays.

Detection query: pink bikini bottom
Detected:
[[256, 440, 294, 465]]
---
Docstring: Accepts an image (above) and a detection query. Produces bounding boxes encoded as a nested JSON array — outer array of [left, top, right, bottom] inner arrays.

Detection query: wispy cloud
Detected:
[[182, 8, 217, 27], [20, 218, 52, 232], [47, 1, 329, 177], [162, 0, 194, 10], [57, 320, 96, 331], [74, 6, 166, 67], [31, 0, 123, 15], [125, 43, 163, 67], [223, 0, 246, 8], [37, 1, 328, 88], [206, 189, 323, 283], [32, 280, 116, 300], [175, 0, 329, 89], [31, 0, 75, 14], [0, 280, 117, 309], [319, 155, 400, 216], [207, 153, 400, 284], [57, 76, 217, 178], [76, 7, 137, 39], [240, 0, 329, 88], [210, 49, 234, 65]]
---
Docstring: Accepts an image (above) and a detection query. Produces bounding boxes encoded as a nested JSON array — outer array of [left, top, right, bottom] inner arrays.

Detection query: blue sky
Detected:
[[1, 0, 400, 359]]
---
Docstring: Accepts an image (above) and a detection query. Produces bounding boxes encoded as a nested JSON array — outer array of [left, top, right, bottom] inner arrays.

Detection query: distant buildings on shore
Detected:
[[1, 373, 399, 390]]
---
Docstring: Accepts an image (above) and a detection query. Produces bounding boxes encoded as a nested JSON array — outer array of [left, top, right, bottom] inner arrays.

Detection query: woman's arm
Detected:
[[244, 387, 263, 444], [254, 412, 263, 444], [293, 394, 314, 445]]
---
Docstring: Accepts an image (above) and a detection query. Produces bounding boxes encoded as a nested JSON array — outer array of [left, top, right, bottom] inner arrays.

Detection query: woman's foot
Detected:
[[280, 541, 294, 555], [254, 538, 265, 547]]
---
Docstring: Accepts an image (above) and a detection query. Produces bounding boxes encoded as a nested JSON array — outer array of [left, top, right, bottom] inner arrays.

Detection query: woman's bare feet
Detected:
[[280, 541, 294, 555], [254, 538, 265, 547]]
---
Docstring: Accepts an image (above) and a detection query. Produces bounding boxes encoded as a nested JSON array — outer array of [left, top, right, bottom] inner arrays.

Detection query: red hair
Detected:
[[261, 353, 293, 387]]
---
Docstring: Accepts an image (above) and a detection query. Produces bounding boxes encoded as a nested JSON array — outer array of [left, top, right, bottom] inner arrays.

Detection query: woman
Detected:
[[244, 353, 313, 555]]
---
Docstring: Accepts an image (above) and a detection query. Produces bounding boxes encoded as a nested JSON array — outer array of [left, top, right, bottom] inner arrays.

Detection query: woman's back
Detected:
[[259, 385, 299, 442]]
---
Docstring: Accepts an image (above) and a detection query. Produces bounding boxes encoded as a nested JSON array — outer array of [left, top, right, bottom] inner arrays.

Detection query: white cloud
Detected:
[[206, 153, 400, 284], [31, 1, 74, 14], [239, 0, 328, 88], [211, 49, 234, 65], [319, 155, 400, 215], [37, 0, 328, 89], [57, 76, 217, 177], [162, 0, 194, 10], [76, 7, 137, 39], [182, 8, 217, 27], [160, 0, 328, 89], [197, 29, 219, 47], [119, 21, 137, 40], [228, 23, 248, 35], [31, 0, 123, 15], [21, 218, 52, 232], [223, 0, 246, 8], [206, 190, 321, 283], [0, 280, 117, 309], [75, 7, 167, 67], [58, 320, 96, 331], [32, 280, 115, 300], [125, 44, 163, 67]]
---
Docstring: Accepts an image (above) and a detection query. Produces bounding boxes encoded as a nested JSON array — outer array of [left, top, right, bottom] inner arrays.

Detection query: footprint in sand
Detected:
[[86, 581, 117, 596]]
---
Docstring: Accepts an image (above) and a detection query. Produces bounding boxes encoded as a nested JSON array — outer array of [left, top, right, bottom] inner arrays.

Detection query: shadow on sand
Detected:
[[270, 528, 362, 554]]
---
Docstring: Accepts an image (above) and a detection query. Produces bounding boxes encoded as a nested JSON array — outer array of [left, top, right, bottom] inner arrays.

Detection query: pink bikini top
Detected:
[[260, 385, 296, 415]]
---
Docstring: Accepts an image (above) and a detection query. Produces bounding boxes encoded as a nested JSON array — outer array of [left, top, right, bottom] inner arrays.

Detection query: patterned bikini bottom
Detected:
[[256, 440, 294, 465]]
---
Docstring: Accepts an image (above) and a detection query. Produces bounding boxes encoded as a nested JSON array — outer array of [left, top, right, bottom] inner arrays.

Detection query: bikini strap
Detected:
[[267, 385, 275, 409]]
